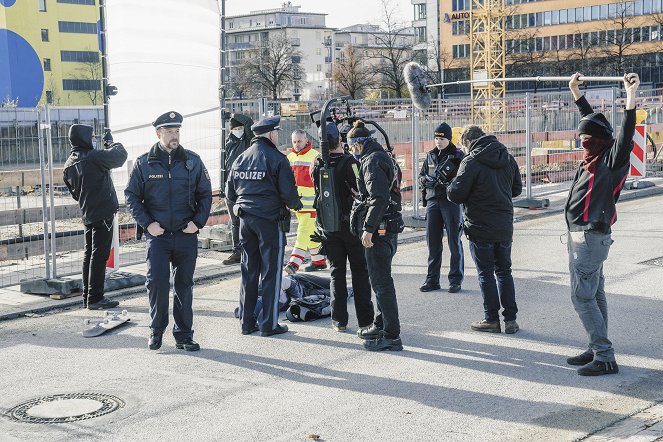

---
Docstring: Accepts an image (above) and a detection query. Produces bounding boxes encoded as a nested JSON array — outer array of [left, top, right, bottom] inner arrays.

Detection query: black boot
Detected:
[[148, 333, 163, 350], [87, 296, 119, 310], [175, 338, 200, 351]]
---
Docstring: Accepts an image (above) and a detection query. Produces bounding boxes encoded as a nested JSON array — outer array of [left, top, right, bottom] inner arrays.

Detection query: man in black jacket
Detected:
[[419, 122, 465, 293], [220, 113, 254, 265], [447, 126, 522, 334], [226, 115, 302, 337], [125, 111, 212, 351], [311, 122, 374, 333], [63, 125, 127, 310], [348, 121, 403, 351], [564, 72, 639, 376]]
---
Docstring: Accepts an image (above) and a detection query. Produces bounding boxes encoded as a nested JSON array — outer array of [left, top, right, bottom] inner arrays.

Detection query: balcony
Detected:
[[229, 42, 251, 50]]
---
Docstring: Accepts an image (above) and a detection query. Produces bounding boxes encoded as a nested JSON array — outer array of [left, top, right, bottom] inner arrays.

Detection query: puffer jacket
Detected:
[[447, 135, 522, 242], [63, 124, 127, 225], [124, 143, 212, 232]]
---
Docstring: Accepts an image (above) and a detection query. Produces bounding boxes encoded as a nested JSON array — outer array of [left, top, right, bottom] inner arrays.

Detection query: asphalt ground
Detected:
[[0, 194, 662, 441]]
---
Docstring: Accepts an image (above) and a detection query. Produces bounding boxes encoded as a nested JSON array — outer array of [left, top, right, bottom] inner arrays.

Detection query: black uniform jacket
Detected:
[[226, 135, 302, 221], [447, 135, 522, 242], [418, 144, 465, 201], [357, 140, 402, 234], [124, 143, 212, 232], [63, 125, 128, 225], [564, 96, 636, 233]]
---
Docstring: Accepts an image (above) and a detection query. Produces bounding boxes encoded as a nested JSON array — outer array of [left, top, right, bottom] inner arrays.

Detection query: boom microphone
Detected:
[[404, 62, 432, 112]]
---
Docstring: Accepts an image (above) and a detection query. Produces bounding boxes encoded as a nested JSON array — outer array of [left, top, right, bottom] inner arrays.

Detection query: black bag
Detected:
[[383, 212, 405, 233], [350, 201, 368, 237]]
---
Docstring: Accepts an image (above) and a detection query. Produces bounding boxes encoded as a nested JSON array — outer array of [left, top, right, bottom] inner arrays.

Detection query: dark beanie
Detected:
[[434, 122, 452, 140], [577, 113, 613, 139], [230, 117, 243, 129]]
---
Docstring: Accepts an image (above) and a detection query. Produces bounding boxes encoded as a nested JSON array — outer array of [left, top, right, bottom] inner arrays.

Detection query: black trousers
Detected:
[[145, 231, 198, 341], [425, 197, 464, 286], [239, 214, 285, 333], [82, 217, 114, 304], [324, 230, 374, 328], [365, 232, 400, 338]]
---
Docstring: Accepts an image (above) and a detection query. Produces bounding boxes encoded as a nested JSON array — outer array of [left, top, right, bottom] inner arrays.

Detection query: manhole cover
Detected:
[[639, 256, 663, 267], [6, 393, 125, 424]]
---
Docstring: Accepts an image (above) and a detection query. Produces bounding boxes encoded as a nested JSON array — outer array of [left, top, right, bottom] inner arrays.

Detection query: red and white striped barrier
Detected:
[[629, 124, 647, 180], [105, 214, 120, 274]]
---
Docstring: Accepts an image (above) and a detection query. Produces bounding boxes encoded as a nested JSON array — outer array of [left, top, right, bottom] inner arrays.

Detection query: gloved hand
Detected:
[[102, 130, 114, 147], [310, 230, 326, 244]]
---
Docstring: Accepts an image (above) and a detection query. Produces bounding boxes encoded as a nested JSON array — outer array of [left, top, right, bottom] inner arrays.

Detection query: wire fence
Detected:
[[1, 88, 662, 288]]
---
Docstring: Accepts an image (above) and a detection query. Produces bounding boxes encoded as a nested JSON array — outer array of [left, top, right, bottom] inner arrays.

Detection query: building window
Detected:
[[414, 26, 426, 43], [414, 4, 427, 20], [39, 0, 46, 12], [63, 79, 101, 91], [57, 0, 95, 4], [43, 58, 51, 71], [45, 91, 53, 104], [58, 21, 98, 34], [41, 29, 49, 42], [61, 50, 100, 62]]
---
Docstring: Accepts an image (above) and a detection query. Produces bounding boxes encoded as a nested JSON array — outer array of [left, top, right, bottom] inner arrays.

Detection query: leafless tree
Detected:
[[504, 6, 547, 76], [593, 2, 640, 75], [238, 33, 305, 100], [332, 45, 377, 99], [72, 48, 102, 105], [370, 0, 414, 98]]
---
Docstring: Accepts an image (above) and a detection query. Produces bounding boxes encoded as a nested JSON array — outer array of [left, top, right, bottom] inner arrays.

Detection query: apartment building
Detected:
[[1, 0, 102, 106]]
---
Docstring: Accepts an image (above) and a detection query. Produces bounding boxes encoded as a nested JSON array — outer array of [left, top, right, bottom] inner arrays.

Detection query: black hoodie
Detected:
[[63, 124, 128, 225], [447, 135, 522, 242]]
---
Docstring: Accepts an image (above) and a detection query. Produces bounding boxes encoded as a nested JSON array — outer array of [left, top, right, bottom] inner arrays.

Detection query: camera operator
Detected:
[[348, 121, 404, 352], [311, 122, 374, 333], [418, 123, 465, 294]]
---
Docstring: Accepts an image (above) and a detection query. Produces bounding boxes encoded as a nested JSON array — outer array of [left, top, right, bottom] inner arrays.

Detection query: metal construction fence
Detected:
[[1, 88, 662, 288]]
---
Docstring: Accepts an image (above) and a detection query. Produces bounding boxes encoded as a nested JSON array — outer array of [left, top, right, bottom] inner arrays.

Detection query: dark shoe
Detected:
[[304, 262, 327, 272], [364, 335, 403, 351], [148, 333, 163, 350], [470, 319, 501, 333], [419, 282, 441, 292], [241, 322, 260, 335], [577, 360, 619, 376], [357, 324, 381, 340], [222, 250, 241, 265], [567, 351, 594, 366], [87, 296, 119, 310], [284, 263, 298, 275], [175, 339, 200, 352], [332, 321, 347, 332], [448, 284, 462, 293], [504, 320, 519, 334], [261, 324, 288, 337]]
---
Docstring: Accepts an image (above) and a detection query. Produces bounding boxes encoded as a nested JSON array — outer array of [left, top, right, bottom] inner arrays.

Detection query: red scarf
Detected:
[[581, 137, 614, 172]]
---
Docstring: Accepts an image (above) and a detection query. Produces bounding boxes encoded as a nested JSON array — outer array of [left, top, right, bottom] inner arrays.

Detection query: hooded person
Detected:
[[563, 72, 640, 376], [447, 124, 523, 335], [63, 125, 127, 310], [222, 113, 255, 265], [418, 122, 466, 294]]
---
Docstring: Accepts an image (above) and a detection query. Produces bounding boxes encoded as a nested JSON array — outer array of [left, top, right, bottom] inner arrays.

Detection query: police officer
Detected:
[[125, 111, 212, 351], [419, 123, 465, 293], [226, 115, 302, 337], [311, 122, 374, 333], [348, 121, 404, 352]]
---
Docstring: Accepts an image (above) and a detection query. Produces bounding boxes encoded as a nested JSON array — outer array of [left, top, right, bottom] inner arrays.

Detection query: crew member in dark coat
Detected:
[[221, 113, 254, 265], [564, 72, 639, 376], [311, 122, 374, 333], [419, 122, 465, 293], [63, 125, 127, 310], [447, 125, 522, 334], [125, 111, 212, 351], [226, 115, 302, 337], [348, 121, 403, 351]]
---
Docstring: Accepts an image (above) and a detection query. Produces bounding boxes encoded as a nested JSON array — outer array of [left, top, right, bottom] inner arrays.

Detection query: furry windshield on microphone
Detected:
[[404, 62, 432, 112]]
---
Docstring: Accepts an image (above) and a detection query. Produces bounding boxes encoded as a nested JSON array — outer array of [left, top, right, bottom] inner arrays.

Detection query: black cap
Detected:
[[434, 122, 452, 140], [251, 115, 281, 135], [577, 113, 613, 139], [230, 117, 243, 129], [153, 111, 183, 128]]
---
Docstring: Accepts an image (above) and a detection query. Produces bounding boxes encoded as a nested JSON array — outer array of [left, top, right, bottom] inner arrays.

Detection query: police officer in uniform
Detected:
[[311, 122, 374, 333], [226, 115, 302, 337], [125, 111, 212, 351]]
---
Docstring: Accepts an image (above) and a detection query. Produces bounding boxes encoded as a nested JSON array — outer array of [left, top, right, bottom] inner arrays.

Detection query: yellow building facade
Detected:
[[1, 0, 101, 106]]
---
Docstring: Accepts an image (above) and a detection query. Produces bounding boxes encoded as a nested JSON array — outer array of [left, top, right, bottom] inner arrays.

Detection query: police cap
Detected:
[[153, 111, 183, 129], [251, 115, 281, 135]]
